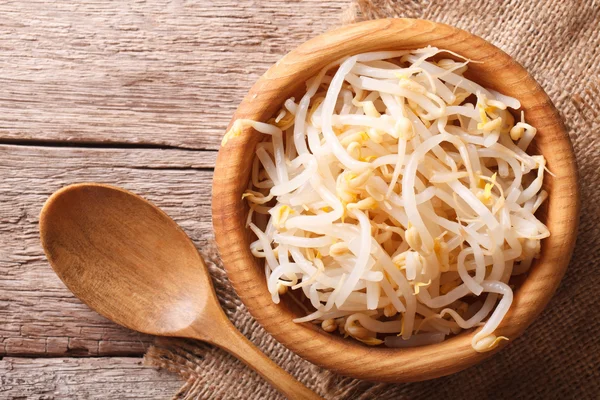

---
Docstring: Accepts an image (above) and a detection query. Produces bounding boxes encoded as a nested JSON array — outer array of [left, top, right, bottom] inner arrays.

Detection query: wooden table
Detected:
[[0, 1, 347, 397]]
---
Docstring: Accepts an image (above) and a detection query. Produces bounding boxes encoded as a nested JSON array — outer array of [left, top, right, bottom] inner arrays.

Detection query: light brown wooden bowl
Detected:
[[212, 18, 579, 382]]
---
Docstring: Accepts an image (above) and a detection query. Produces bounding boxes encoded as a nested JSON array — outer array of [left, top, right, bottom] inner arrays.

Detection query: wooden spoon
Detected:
[[39, 183, 320, 400]]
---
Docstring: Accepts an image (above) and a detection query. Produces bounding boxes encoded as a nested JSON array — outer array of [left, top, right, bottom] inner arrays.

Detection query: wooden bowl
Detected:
[[212, 18, 579, 382]]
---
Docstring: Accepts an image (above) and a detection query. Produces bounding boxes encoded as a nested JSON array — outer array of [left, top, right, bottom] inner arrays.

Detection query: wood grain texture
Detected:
[[0, 144, 215, 356], [38, 183, 319, 399], [0, 357, 182, 399], [0, 0, 346, 150], [0, 0, 348, 392], [212, 18, 580, 382]]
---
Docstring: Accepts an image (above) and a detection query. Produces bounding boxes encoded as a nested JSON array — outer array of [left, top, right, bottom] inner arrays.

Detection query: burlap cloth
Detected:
[[144, 1, 600, 398]]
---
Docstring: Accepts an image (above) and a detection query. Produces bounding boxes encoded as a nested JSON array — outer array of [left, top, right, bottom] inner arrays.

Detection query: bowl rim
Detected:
[[212, 18, 580, 382]]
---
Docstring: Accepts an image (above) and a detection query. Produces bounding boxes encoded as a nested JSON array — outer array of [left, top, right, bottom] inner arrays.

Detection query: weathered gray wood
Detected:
[[0, 0, 346, 150], [0, 144, 215, 356], [0, 357, 182, 399], [0, 0, 348, 392]]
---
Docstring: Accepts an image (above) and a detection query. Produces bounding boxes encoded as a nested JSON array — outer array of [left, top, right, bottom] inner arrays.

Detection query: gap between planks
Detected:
[[1, 144, 216, 357], [0, 0, 348, 150], [0, 138, 219, 152]]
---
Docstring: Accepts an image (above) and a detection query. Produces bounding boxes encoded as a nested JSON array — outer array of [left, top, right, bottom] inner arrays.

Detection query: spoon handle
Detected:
[[192, 321, 322, 400]]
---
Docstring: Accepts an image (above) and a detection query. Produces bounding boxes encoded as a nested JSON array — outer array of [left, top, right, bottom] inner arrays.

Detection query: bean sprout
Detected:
[[230, 47, 549, 352]]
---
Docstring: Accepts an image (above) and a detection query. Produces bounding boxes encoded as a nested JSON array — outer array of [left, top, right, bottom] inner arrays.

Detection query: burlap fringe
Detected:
[[145, 1, 600, 399], [342, 0, 428, 23]]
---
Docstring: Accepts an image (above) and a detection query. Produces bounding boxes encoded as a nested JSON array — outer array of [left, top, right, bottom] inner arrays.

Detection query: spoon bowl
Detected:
[[40, 183, 210, 336], [40, 183, 320, 400]]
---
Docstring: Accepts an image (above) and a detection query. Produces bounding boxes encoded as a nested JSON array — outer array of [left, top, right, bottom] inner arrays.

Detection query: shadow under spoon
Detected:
[[39, 183, 320, 400]]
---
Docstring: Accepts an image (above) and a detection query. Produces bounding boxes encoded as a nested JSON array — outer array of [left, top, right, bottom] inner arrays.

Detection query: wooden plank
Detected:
[[0, 144, 215, 356], [0, 357, 182, 399], [0, 0, 346, 150]]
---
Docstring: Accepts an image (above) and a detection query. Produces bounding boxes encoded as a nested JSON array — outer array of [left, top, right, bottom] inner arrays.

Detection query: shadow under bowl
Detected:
[[212, 18, 579, 382]]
